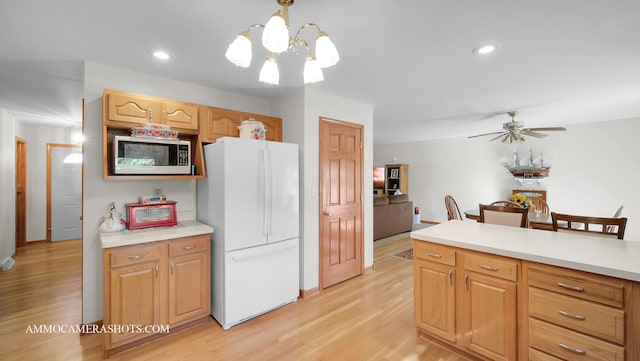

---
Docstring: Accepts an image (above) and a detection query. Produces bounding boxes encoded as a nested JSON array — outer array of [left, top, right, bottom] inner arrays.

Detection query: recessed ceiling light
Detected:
[[472, 42, 500, 55], [153, 50, 172, 60]]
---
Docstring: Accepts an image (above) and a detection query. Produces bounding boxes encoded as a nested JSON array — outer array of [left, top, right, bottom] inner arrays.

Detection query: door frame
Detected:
[[46, 143, 82, 242], [318, 117, 364, 290], [15, 137, 27, 248]]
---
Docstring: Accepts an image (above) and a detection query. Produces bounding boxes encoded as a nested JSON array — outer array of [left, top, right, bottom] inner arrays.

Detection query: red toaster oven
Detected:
[[125, 201, 177, 230]]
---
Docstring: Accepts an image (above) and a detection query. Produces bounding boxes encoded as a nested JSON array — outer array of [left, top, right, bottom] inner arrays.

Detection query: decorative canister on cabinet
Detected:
[[238, 118, 267, 140]]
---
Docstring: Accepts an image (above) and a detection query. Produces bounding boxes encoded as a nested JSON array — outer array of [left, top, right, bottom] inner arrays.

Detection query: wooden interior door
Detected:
[[15, 137, 26, 248], [319, 118, 363, 289]]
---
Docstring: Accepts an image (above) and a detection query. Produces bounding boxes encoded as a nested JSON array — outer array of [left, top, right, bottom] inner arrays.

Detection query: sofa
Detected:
[[373, 194, 414, 240]]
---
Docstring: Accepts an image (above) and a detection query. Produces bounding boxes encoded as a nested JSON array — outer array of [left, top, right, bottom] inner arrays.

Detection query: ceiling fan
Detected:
[[467, 111, 566, 143]]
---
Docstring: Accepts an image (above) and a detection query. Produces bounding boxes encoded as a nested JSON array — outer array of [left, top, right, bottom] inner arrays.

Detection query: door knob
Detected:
[[17, 191, 22, 195], [323, 210, 332, 216]]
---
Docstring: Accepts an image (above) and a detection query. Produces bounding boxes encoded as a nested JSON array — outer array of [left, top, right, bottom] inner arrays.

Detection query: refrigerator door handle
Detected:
[[230, 243, 297, 262], [262, 148, 269, 236], [266, 148, 273, 235]]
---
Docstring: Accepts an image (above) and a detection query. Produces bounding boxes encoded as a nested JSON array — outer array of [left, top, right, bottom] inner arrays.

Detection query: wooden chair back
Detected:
[[490, 200, 522, 208], [528, 197, 549, 214], [551, 212, 627, 239], [479, 204, 528, 228], [445, 195, 462, 220]]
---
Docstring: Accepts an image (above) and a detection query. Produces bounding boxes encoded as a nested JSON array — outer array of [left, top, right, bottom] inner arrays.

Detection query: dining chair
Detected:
[[607, 205, 624, 233], [444, 195, 463, 220], [479, 204, 528, 228], [490, 200, 522, 208], [551, 212, 627, 239], [528, 197, 549, 214]]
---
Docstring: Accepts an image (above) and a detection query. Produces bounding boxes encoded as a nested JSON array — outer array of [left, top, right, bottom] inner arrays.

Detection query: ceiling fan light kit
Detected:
[[468, 111, 567, 143], [225, 0, 340, 85]]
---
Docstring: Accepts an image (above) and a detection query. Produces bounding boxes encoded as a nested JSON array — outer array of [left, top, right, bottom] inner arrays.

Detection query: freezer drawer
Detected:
[[214, 238, 299, 329]]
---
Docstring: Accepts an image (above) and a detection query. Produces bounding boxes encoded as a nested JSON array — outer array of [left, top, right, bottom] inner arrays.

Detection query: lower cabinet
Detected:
[[414, 240, 518, 361], [414, 242, 456, 342], [414, 239, 640, 361], [103, 234, 210, 357]]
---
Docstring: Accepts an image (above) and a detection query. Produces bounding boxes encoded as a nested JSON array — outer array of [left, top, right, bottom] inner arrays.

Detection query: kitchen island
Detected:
[[411, 220, 640, 361]]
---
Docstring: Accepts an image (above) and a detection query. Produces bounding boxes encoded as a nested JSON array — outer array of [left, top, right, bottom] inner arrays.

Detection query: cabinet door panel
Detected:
[[169, 253, 209, 324], [165, 101, 198, 130], [463, 272, 517, 361], [200, 106, 282, 143], [414, 259, 456, 342], [110, 262, 160, 344], [107, 93, 162, 125]]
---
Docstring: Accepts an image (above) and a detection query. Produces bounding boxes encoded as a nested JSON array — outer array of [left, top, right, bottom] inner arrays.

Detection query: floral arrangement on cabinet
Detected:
[[511, 194, 534, 209]]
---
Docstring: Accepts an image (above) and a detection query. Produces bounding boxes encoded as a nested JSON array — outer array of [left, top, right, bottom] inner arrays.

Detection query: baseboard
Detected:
[[26, 240, 47, 245], [80, 320, 103, 335], [421, 220, 439, 225], [364, 264, 375, 273], [300, 287, 319, 299]]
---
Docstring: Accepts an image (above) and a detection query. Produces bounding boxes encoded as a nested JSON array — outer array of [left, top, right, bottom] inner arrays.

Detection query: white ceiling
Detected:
[[1, 0, 639, 144]]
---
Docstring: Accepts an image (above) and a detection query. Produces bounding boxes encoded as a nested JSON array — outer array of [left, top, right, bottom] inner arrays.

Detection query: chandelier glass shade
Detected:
[[225, 0, 339, 85]]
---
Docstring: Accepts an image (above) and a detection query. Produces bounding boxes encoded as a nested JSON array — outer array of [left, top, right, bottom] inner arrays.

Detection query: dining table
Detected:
[[464, 208, 553, 230]]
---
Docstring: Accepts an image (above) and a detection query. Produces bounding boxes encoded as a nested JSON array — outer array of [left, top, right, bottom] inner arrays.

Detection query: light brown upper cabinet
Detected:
[[105, 89, 199, 132], [199, 106, 282, 143]]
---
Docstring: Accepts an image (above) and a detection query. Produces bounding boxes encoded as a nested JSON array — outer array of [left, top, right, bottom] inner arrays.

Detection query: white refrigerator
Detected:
[[197, 137, 299, 330]]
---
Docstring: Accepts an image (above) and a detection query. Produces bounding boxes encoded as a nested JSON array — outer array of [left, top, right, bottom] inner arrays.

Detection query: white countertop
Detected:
[[411, 220, 640, 282], [100, 220, 214, 249]]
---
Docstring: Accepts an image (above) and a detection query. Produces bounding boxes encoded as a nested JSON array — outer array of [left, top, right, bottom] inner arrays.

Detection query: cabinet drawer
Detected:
[[529, 287, 625, 344], [110, 243, 162, 268], [414, 242, 455, 266], [527, 263, 625, 308], [168, 234, 210, 258], [529, 318, 624, 361], [529, 348, 563, 361], [463, 252, 518, 281]]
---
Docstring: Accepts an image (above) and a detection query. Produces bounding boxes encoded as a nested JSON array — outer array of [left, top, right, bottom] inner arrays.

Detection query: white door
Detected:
[[267, 141, 299, 243], [51, 146, 82, 241]]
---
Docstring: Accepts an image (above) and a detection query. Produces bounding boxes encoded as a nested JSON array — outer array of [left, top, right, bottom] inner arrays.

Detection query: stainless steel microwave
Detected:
[[113, 135, 191, 175]]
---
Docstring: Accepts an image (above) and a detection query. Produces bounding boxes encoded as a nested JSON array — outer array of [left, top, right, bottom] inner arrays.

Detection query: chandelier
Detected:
[[224, 0, 340, 85]]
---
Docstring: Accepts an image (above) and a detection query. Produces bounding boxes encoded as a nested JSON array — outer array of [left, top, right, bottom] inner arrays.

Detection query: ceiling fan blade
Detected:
[[467, 131, 504, 139], [490, 133, 507, 142], [521, 130, 548, 138], [525, 127, 567, 132]]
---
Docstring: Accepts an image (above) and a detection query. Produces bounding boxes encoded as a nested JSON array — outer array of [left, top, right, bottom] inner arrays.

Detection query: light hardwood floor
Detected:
[[0, 237, 469, 361]]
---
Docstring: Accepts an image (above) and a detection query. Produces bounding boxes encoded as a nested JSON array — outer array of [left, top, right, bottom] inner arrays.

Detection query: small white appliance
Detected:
[[113, 135, 191, 175], [197, 137, 299, 330]]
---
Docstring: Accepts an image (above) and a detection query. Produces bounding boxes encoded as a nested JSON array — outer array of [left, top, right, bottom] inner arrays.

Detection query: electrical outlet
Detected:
[[153, 188, 162, 196]]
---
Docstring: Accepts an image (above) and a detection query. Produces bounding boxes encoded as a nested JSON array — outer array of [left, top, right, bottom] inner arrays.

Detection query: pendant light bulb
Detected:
[[303, 55, 324, 84], [315, 31, 339, 68], [259, 55, 280, 85], [225, 32, 253, 68], [262, 11, 289, 53]]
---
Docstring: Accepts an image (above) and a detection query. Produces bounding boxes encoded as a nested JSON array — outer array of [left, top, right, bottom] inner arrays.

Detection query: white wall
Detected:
[[0, 109, 16, 265], [82, 62, 275, 323], [15, 123, 74, 242], [273, 88, 374, 292], [374, 117, 640, 241]]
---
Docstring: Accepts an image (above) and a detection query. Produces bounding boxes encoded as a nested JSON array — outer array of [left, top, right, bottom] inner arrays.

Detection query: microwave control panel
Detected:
[[178, 144, 190, 166]]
